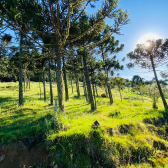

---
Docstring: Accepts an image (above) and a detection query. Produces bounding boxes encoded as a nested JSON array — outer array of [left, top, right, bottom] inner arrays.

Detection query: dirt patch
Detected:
[[0, 141, 49, 168]]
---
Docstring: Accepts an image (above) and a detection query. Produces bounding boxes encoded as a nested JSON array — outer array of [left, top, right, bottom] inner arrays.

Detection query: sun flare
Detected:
[[145, 42, 150, 47], [137, 33, 161, 46]]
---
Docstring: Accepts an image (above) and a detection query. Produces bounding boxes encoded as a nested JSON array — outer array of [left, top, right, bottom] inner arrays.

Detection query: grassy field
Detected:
[[0, 81, 168, 167]]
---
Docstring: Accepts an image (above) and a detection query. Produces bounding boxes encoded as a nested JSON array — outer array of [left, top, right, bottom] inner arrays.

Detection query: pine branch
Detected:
[[70, 0, 90, 28], [61, 1, 71, 48], [0, 15, 47, 50]]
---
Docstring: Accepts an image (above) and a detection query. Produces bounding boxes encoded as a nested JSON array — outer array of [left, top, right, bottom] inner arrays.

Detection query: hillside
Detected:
[[0, 82, 168, 168]]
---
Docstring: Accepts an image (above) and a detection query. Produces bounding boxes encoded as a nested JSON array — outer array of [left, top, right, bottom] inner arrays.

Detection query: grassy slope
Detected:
[[0, 81, 168, 167]]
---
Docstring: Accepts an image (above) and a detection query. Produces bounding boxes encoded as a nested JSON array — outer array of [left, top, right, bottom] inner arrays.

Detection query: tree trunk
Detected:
[[49, 57, 53, 105], [106, 70, 113, 105], [19, 56, 23, 106], [153, 96, 157, 109], [43, 65, 46, 102], [24, 69, 26, 92], [102, 50, 108, 98], [83, 76, 86, 95], [104, 85, 107, 96], [75, 75, 80, 97], [55, 60, 57, 91], [107, 82, 113, 104], [56, 48, 64, 112], [92, 78, 97, 110], [63, 56, 69, 101], [26, 77, 28, 88], [28, 77, 30, 89], [83, 73, 88, 102], [95, 83, 98, 97], [71, 76, 73, 94], [83, 52, 95, 111], [150, 55, 168, 111], [24, 78, 26, 92], [105, 86, 108, 97], [39, 77, 41, 100]]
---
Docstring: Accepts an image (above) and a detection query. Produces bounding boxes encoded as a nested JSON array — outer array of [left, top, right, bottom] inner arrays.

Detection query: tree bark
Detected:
[[24, 69, 26, 92], [107, 82, 113, 104], [95, 83, 98, 97], [102, 49, 109, 98], [49, 56, 53, 105], [106, 70, 113, 105], [150, 55, 168, 111], [43, 65, 46, 102], [75, 75, 80, 97], [62, 56, 69, 101], [92, 77, 97, 110], [55, 60, 57, 91], [105, 86, 108, 97], [26, 76, 28, 88], [19, 56, 23, 106], [70, 76, 73, 94], [83, 73, 88, 102], [104, 85, 107, 96], [153, 95, 157, 109], [19, 33, 23, 106], [28, 76, 30, 89], [83, 52, 95, 111], [56, 48, 64, 112], [39, 77, 41, 100]]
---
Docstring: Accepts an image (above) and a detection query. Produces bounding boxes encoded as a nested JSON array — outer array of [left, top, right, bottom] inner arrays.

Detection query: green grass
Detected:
[[0, 81, 168, 167]]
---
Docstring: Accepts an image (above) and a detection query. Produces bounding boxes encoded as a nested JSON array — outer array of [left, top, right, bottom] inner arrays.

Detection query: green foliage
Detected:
[[127, 39, 168, 70], [113, 77, 126, 89], [131, 75, 144, 87], [1, 82, 168, 167], [146, 83, 168, 109]]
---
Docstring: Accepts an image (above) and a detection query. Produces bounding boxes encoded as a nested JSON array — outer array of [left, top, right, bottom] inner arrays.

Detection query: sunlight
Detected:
[[137, 33, 161, 46], [145, 41, 150, 47]]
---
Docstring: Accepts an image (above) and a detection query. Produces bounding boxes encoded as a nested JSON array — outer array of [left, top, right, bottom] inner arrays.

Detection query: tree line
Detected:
[[1, 0, 168, 114], [0, 0, 130, 112]]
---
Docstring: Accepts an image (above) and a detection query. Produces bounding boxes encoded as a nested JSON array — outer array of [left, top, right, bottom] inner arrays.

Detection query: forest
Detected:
[[1, 0, 168, 167]]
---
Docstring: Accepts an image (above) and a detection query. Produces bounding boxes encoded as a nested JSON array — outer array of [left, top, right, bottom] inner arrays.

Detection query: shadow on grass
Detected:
[[0, 110, 55, 146], [124, 96, 142, 101], [72, 95, 88, 100], [0, 97, 15, 104], [143, 109, 166, 126], [24, 95, 42, 101], [24, 95, 56, 103], [144, 109, 165, 115]]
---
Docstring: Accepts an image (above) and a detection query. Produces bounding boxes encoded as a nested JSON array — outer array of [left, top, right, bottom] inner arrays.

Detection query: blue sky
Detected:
[[107, 0, 168, 80], [4, 0, 168, 81]]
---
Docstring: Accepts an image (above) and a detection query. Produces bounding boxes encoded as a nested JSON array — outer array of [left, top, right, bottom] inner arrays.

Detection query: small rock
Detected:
[[101, 94, 106, 97], [92, 120, 102, 128], [0, 155, 5, 163]]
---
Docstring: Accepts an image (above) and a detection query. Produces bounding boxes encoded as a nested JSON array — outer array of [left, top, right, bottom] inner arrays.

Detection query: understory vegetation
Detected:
[[1, 82, 168, 168]]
